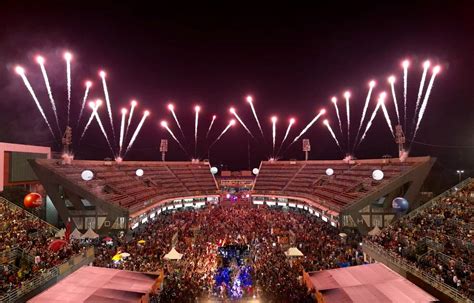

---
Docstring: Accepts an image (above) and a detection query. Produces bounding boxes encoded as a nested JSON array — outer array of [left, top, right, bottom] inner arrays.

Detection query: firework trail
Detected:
[[323, 119, 342, 151], [358, 97, 383, 147], [331, 97, 343, 137], [402, 60, 409, 130], [99, 70, 116, 141], [36, 56, 61, 135], [354, 81, 375, 147], [276, 118, 295, 156], [80, 101, 100, 141], [380, 97, 395, 137], [413, 60, 430, 130], [119, 108, 127, 156], [344, 91, 351, 148], [210, 120, 235, 147], [65, 52, 72, 126], [92, 102, 115, 156], [291, 109, 326, 144], [15, 66, 56, 140], [388, 76, 401, 125], [124, 111, 150, 156], [77, 81, 92, 128], [246, 96, 264, 137], [413, 66, 440, 141], [271, 116, 277, 155], [206, 115, 216, 139], [125, 100, 137, 139], [230, 107, 254, 138], [194, 106, 200, 157], [168, 104, 185, 139], [161, 121, 188, 155]]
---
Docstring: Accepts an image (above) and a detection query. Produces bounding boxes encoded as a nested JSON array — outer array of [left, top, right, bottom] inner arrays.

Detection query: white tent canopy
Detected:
[[368, 225, 381, 236], [81, 227, 99, 239], [70, 228, 83, 240], [285, 247, 304, 257], [55, 228, 66, 238], [163, 247, 183, 260]]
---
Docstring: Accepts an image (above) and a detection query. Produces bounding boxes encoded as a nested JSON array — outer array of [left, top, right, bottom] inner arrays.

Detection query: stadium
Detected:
[[0, 2, 473, 303]]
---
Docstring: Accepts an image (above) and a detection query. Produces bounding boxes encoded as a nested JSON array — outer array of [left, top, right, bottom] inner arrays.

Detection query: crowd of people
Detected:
[[0, 200, 83, 297], [370, 181, 474, 300], [95, 203, 363, 302]]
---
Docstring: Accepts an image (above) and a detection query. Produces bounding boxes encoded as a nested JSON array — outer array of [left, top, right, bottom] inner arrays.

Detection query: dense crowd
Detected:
[[370, 181, 474, 300], [0, 200, 83, 297], [95, 204, 362, 302]]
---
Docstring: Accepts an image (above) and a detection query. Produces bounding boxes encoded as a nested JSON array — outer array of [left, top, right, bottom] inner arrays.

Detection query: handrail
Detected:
[[0, 247, 94, 303], [363, 241, 472, 303]]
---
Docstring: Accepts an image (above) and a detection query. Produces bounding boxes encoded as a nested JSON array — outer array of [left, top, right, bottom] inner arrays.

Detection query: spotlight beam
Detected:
[[380, 98, 395, 137], [15, 67, 56, 141], [412, 66, 440, 141], [119, 108, 127, 156], [246, 96, 264, 137], [323, 120, 342, 152], [125, 100, 137, 139], [291, 109, 326, 144], [80, 102, 100, 141], [161, 121, 189, 157], [388, 76, 401, 125], [99, 71, 116, 141], [206, 115, 216, 139], [230, 108, 254, 138], [65, 52, 72, 126], [354, 81, 375, 149], [412, 60, 430, 133], [37, 56, 61, 135], [210, 120, 235, 147], [92, 104, 115, 156], [276, 118, 295, 156], [124, 111, 149, 157], [77, 81, 92, 128], [357, 99, 383, 148]]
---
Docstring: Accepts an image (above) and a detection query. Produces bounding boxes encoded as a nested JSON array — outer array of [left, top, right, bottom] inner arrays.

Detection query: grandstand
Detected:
[[0, 197, 94, 303], [365, 178, 473, 303], [252, 156, 435, 233], [29, 159, 219, 234]]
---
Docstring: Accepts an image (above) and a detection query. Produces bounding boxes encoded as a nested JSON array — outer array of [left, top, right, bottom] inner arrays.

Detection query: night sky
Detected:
[[0, 1, 473, 188]]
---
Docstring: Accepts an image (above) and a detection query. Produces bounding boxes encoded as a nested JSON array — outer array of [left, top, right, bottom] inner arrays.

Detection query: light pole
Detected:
[[456, 170, 465, 183]]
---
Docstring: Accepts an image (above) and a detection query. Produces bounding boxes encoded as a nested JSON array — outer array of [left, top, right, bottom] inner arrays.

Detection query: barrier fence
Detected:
[[363, 241, 472, 303]]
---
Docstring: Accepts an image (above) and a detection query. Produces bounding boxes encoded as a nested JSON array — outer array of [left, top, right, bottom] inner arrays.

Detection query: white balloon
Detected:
[[210, 167, 218, 175], [136, 169, 144, 177], [81, 170, 94, 181], [326, 168, 334, 176], [372, 169, 384, 181], [252, 168, 259, 175]]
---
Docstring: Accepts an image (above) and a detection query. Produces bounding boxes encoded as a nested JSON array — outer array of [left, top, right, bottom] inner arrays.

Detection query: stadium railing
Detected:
[[0, 247, 95, 303], [363, 241, 472, 303]]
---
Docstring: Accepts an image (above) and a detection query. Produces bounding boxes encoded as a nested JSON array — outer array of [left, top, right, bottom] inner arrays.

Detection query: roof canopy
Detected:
[[81, 227, 99, 239], [285, 247, 304, 257], [305, 263, 437, 303], [163, 247, 183, 260]]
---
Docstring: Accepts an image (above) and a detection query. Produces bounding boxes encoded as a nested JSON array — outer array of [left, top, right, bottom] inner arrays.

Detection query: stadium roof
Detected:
[[252, 156, 433, 214]]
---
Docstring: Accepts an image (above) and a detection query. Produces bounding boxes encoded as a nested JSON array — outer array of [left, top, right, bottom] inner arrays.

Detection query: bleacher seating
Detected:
[[369, 178, 474, 301], [253, 158, 425, 211], [35, 159, 218, 213]]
